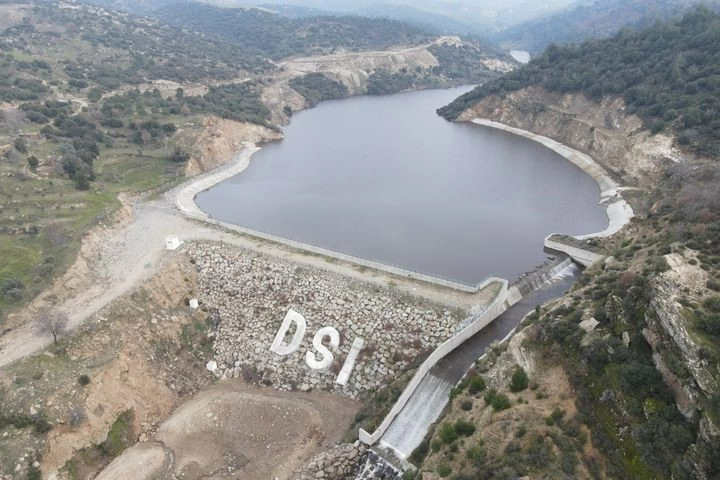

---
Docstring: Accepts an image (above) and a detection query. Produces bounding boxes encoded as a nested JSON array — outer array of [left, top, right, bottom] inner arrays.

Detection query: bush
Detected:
[[437, 464, 452, 477], [169, 146, 189, 163], [491, 393, 511, 411], [510, 367, 529, 392], [99, 410, 134, 457], [14, 137, 27, 153], [438, 423, 458, 444], [455, 419, 476, 436], [78, 374, 91, 386], [468, 374, 486, 394], [27, 155, 39, 171], [460, 399, 473, 411]]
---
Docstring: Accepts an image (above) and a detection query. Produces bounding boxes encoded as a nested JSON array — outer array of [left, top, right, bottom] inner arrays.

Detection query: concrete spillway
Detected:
[[378, 258, 579, 462]]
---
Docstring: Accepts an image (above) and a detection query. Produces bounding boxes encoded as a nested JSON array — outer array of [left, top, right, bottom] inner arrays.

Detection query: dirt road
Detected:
[[0, 183, 497, 370]]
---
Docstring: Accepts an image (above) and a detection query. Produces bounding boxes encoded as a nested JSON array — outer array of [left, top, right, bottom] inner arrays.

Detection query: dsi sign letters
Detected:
[[269, 309, 365, 386]]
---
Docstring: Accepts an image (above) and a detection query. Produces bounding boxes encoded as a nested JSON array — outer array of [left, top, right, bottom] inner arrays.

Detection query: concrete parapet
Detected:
[[544, 235, 606, 268], [359, 279, 512, 446]]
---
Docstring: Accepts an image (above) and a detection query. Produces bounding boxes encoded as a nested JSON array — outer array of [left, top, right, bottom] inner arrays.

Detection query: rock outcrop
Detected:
[[184, 117, 282, 177], [458, 86, 681, 186]]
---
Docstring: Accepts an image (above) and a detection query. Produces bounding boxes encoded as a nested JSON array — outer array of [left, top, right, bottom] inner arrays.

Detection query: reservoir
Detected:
[[196, 87, 607, 285]]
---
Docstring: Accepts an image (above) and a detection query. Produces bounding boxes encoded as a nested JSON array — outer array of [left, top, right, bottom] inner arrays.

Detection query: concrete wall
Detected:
[[359, 279, 512, 445], [544, 236, 606, 268]]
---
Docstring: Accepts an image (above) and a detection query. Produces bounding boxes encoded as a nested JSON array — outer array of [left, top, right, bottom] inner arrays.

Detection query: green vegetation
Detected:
[[99, 410, 134, 456], [491, 0, 713, 54], [440, 7, 720, 157], [509, 367, 529, 392], [155, 3, 431, 60], [60, 409, 135, 479], [428, 42, 510, 84], [467, 373, 486, 394], [289, 73, 349, 108], [484, 388, 511, 411]]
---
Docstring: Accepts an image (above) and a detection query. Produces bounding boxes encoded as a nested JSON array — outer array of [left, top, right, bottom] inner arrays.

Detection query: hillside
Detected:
[[441, 6, 720, 157], [421, 8, 720, 480], [154, 2, 431, 60], [491, 0, 719, 53]]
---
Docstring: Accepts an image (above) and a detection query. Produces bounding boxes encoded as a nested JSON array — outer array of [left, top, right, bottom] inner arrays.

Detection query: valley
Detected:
[[0, 1, 719, 480]]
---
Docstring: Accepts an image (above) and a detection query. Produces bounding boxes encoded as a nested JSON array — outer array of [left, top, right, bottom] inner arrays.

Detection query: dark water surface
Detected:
[[196, 87, 607, 285]]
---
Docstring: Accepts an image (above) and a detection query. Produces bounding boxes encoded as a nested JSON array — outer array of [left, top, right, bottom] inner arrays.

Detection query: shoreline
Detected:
[[172, 147, 501, 295], [173, 114, 634, 296], [471, 118, 634, 239]]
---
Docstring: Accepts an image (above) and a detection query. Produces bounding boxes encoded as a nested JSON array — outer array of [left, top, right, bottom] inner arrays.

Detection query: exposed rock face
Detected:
[[646, 252, 718, 400], [184, 117, 282, 176], [458, 86, 681, 185], [187, 242, 463, 399]]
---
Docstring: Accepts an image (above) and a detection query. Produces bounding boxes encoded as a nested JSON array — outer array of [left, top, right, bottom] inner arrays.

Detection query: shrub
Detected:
[[491, 394, 511, 411], [460, 399, 473, 411], [68, 406, 86, 428], [484, 388, 497, 405], [409, 437, 430, 464], [455, 419, 476, 436], [170, 146, 189, 163], [510, 367, 529, 392], [468, 374, 486, 394], [438, 423, 458, 444], [704, 295, 720, 313], [99, 410, 134, 457], [78, 374, 91, 386], [437, 464, 452, 477]]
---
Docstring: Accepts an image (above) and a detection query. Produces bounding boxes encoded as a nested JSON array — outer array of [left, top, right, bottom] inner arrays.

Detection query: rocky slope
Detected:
[[457, 86, 680, 186], [423, 89, 720, 478]]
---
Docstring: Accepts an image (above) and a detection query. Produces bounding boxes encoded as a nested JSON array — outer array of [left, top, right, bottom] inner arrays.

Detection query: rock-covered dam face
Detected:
[[188, 241, 467, 399]]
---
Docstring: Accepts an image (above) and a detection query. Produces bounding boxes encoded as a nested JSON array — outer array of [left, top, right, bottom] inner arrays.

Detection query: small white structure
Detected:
[[189, 298, 199, 309], [165, 236, 183, 251]]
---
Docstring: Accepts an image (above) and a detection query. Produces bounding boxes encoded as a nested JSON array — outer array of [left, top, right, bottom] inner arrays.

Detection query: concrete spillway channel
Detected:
[[370, 256, 580, 469]]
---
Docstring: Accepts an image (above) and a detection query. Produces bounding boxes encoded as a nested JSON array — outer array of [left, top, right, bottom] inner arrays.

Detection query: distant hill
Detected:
[[154, 2, 432, 60], [492, 0, 720, 53], [354, 4, 484, 36], [77, 0, 177, 15], [440, 6, 720, 157]]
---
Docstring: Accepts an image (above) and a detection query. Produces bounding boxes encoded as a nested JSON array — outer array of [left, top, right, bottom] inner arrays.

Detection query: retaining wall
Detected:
[[544, 236, 606, 268], [359, 279, 512, 445]]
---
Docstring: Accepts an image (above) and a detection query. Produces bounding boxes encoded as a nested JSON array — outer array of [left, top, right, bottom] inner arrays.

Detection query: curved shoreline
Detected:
[[174, 116, 634, 294], [173, 148, 501, 294], [471, 118, 634, 239]]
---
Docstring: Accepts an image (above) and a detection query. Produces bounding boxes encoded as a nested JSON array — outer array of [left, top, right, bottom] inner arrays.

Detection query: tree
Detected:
[[510, 367, 529, 392], [37, 310, 68, 345], [14, 137, 27, 153], [27, 155, 39, 172], [170, 146, 190, 163]]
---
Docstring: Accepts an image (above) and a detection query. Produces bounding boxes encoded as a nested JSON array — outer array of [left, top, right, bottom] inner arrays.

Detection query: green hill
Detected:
[[154, 2, 432, 60], [440, 6, 720, 157], [492, 0, 719, 53]]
